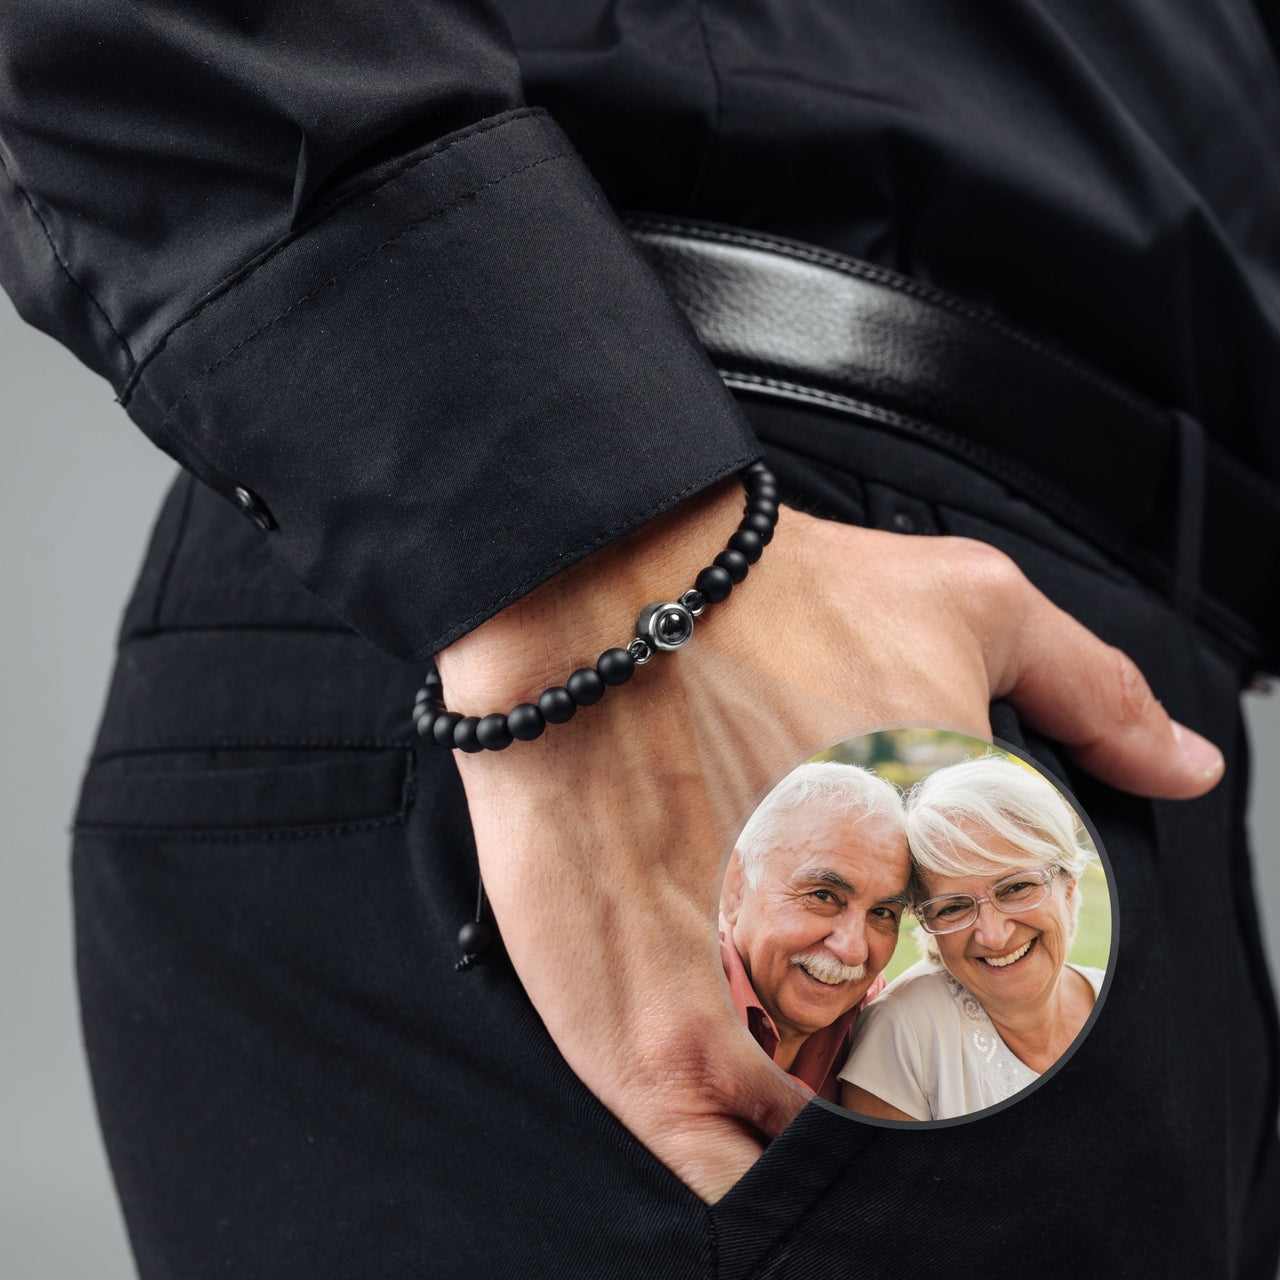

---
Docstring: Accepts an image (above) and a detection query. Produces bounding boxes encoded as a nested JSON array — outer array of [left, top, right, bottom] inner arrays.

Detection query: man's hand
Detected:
[[437, 479, 1221, 1202]]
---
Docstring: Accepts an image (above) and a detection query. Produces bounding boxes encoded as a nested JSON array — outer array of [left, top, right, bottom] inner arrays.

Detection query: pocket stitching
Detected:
[[88, 735, 410, 766], [74, 743, 416, 842]]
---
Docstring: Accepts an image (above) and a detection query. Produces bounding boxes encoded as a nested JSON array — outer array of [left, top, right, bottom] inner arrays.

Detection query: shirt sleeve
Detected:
[[0, 1, 759, 660]]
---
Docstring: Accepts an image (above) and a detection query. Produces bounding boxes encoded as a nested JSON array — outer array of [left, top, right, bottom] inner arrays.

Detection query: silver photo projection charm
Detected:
[[637, 599, 697, 652]]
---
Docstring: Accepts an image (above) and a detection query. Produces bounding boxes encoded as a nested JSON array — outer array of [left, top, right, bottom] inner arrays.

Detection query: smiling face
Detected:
[[924, 835, 1077, 1018], [723, 808, 911, 1046]]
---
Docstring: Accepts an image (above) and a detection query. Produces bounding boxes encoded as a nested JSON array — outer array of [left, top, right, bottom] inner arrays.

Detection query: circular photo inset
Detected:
[[717, 728, 1115, 1124]]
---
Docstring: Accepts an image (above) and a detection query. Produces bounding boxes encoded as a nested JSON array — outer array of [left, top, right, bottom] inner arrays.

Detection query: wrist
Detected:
[[435, 473, 764, 713]]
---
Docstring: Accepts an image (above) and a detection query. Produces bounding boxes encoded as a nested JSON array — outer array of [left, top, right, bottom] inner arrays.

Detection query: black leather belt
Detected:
[[626, 214, 1280, 673]]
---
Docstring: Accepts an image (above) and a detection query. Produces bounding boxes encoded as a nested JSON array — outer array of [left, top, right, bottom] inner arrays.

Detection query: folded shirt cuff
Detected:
[[123, 108, 759, 661]]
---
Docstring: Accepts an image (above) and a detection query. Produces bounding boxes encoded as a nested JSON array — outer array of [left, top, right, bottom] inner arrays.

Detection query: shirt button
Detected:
[[234, 485, 276, 532], [892, 511, 917, 533]]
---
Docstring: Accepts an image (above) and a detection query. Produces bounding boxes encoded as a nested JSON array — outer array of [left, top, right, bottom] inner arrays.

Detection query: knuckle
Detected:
[[653, 1027, 730, 1109], [1108, 646, 1157, 731], [943, 538, 1027, 608], [654, 1025, 789, 1122]]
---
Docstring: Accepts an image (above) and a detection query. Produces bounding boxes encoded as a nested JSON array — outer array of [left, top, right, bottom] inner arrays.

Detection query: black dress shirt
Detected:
[[2, 1, 1278, 659]]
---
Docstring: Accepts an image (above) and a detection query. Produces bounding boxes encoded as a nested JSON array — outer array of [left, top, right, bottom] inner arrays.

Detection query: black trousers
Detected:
[[73, 395, 1280, 1278]]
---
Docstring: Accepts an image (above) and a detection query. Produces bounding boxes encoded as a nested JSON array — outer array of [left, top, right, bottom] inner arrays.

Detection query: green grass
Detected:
[[1068, 861, 1113, 972]]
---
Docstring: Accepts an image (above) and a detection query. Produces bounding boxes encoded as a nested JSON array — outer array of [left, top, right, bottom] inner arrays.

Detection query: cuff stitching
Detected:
[[123, 106, 550, 399], [153, 151, 572, 436]]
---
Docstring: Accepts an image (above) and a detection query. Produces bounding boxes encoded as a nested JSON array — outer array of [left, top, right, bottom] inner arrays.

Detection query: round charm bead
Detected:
[[433, 711, 463, 746], [638, 601, 696, 651], [728, 528, 764, 563], [458, 919, 494, 954], [507, 702, 546, 741], [567, 667, 606, 705], [539, 686, 577, 723], [695, 564, 733, 603], [740, 512, 775, 543], [476, 713, 513, 750], [714, 548, 749, 584], [597, 647, 635, 686], [453, 716, 483, 753], [656, 608, 692, 646]]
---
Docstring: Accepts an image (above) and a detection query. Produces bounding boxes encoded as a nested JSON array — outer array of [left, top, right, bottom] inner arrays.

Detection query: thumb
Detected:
[[653, 1032, 808, 1202], [716, 1036, 811, 1145], [993, 587, 1223, 800]]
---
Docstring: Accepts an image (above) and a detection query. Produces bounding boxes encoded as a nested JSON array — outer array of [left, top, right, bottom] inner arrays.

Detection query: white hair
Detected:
[[735, 762, 905, 887], [904, 754, 1094, 960]]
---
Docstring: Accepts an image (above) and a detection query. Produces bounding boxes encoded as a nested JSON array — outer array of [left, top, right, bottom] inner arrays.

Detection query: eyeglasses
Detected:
[[915, 868, 1057, 935]]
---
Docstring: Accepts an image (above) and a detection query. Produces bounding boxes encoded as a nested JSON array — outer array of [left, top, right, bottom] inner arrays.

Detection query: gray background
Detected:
[[2, 299, 1278, 1279]]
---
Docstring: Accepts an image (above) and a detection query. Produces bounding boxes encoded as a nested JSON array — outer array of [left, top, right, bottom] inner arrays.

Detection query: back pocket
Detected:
[[74, 743, 414, 841]]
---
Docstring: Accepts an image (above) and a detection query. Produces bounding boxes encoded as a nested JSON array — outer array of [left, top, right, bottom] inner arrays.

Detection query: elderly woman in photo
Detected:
[[838, 756, 1105, 1122]]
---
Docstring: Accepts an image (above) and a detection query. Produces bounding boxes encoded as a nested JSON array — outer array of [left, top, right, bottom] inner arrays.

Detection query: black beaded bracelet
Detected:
[[411, 462, 779, 752]]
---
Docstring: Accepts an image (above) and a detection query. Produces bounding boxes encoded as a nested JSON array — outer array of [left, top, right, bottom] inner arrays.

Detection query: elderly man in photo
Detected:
[[719, 762, 911, 1100]]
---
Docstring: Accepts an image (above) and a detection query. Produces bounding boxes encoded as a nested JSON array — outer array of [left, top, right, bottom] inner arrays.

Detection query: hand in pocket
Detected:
[[438, 482, 1222, 1201]]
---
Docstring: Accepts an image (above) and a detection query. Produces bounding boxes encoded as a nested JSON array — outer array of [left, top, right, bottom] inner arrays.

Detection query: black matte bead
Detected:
[[415, 710, 436, 738], [714, 549, 750, 584], [453, 716, 483, 753], [746, 461, 771, 478], [597, 647, 635, 686], [740, 512, 775, 544], [746, 497, 779, 522], [476, 713, 513, 750], [728, 529, 764, 563], [507, 702, 546, 741], [458, 919, 494, 954], [747, 479, 778, 501], [539, 686, 577, 724], [433, 712, 463, 746], [567, 667, 606, 705], [695, 564, 734, 603], [424, 670, 443, 690]]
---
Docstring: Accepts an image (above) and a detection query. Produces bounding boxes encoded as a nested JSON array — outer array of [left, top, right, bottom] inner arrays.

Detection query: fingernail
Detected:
[[1172, 721, 1225, 781]]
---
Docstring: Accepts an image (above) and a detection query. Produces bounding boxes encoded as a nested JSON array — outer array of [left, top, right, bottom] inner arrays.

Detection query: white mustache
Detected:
[[791, 950, 868, 985]]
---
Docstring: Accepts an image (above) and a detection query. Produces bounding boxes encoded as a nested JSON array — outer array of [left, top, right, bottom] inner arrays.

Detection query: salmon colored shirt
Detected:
[[719, 917, 886, 1102]]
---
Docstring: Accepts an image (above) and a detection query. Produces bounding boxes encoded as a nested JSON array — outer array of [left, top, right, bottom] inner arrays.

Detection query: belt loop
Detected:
[[1171, 409, 1205, 619]]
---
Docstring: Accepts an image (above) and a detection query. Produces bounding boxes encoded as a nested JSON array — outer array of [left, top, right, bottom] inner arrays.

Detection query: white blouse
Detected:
[[837, 959, 1105, 1121]]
